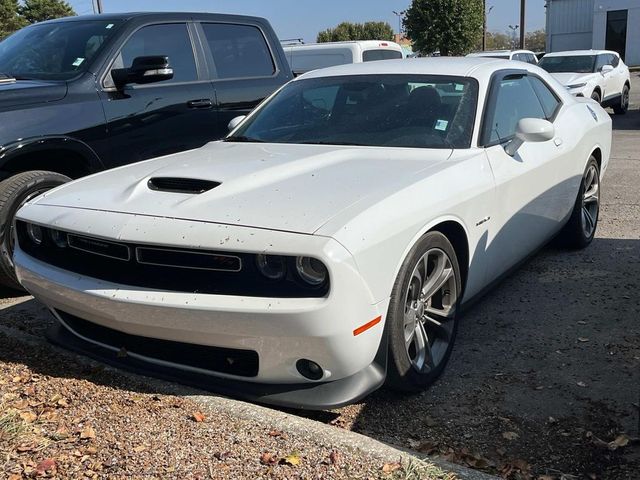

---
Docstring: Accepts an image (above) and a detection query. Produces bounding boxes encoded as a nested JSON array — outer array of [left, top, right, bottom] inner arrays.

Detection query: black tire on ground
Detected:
[[386, 231, 461, 392], [0, 171, 71, 290], [590, 90, 601, 104], [556, 156, 600, 249], [613, 84, 630, 115]]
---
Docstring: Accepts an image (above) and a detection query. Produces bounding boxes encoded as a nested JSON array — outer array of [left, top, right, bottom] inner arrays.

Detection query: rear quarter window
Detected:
[[362, 49, 403, 62]]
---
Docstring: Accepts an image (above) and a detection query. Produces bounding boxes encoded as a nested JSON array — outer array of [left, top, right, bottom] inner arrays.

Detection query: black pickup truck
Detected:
[[0, 12, 292, 289]]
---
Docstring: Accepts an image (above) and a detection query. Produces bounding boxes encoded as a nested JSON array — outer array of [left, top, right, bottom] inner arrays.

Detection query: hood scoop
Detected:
[[147, 177, 220, 194]]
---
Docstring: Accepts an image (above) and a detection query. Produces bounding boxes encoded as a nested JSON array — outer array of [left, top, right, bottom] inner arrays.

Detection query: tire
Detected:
[[613, 84, 630, 115], [556, 156, 600, 249], [0, 171, 71, 290], [386, 231, 462, 392], [590, 90, 601, 104]]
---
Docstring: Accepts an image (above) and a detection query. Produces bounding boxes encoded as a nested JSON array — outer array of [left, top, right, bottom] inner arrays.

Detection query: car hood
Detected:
[[32, 142, 453, 234], [0, 79, 68, 109], [550, 72, 596, 86]]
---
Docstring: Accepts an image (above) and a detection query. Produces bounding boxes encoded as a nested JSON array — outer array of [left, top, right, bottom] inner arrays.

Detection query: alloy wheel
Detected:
[[581, 164, 600, 238], [403, 248, 457, 373]]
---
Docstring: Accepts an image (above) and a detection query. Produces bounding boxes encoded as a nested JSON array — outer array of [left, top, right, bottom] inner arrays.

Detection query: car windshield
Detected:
[[0, 20, 123, 81], [539, 55, 596, 73], [229, 74, 478, 149]]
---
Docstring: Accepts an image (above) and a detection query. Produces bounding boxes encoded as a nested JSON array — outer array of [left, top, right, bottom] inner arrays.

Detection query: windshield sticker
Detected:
[[72, 58, 85, 67], [455, 83, 464, 91], [106, 24, 114, 29], [435, 119, 449, 131]]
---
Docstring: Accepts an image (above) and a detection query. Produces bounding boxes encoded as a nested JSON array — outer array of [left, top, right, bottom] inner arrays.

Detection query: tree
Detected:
[[19, 0, 75, 24], [525, 29, 546, 52], [317, 21, 394, 43], [0, 0, 26, 39], [404, 0, 483, 56]]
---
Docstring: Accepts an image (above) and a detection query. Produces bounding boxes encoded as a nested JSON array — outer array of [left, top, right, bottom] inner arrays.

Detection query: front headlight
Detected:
[[256, 254, 286, 280], [296, 256, 328, 286], [26, 224, 43, 245], [566, 83, 587, 89]]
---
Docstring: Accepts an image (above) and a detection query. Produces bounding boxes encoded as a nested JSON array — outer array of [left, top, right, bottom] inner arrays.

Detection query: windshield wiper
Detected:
[[224, 135, 265, 143], [298, 140, 365, 146]]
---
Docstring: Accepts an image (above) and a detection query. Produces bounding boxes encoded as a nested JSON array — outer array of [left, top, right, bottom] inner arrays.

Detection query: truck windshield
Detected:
[[539, 55, 596, 73], [228, 74, 478, 149], [0, 20, 123, 81]]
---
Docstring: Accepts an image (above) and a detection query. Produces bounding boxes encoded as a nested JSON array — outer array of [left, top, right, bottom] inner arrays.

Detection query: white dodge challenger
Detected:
[[13, 58, 611, 409]]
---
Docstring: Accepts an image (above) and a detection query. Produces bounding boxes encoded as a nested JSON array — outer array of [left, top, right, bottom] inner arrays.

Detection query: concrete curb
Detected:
[[0, 300, 498, 479]]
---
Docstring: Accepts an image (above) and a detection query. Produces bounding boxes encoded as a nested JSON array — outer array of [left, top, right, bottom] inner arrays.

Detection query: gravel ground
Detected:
[[1, 76, 640, 480], [0, 330, 454, 479]]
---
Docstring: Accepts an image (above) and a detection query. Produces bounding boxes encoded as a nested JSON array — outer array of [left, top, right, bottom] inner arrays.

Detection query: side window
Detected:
[[201, 23, 275, 79], [486, 75, 546, 144], [512, 53, 523, 62], [609, 54, 620, 67], [114, 23, 197, 84], [527, 54, 537, 64], [595, 54, 608, 71], [529, 77, 561, 119]]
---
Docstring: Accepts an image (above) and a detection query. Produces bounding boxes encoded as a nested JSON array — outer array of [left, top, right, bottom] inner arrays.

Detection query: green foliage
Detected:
[[19, 0, 76, 24], [317, 21, 394, 43], [525, 29, 546, 52], [404, 0, 483, 56], [0, 0, 26, 39], [474, 29, 547, 53]]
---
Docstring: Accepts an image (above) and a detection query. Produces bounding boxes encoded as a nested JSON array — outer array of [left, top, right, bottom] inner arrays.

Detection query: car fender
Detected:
[[0, 136, 104, 179]]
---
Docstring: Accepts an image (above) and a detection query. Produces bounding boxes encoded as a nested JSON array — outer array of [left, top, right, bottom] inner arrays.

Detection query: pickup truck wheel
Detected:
[[0, 171, 71, 290], [613, 84, 629, 115], [386, 231, 461, 392]]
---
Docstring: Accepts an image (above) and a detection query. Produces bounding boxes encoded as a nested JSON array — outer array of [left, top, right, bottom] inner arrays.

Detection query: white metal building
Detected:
[[546, 0, 640, 66]]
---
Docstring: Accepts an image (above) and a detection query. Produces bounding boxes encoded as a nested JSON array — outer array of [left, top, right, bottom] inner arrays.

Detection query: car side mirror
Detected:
[[111, 56, 174, 89], [505, 118, 555, 156], [228, 115, 246, 132], [601, 64, 614, 74]]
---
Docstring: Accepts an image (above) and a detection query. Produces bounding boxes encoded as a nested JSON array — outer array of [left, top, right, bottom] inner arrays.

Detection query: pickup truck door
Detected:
[[195, 22, 290, 135], [481, 72, 571, 283], [98, 22, 218, 168]]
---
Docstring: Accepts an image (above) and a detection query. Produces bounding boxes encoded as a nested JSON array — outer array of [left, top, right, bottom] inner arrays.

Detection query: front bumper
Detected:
[[14, 208, 389, 409]]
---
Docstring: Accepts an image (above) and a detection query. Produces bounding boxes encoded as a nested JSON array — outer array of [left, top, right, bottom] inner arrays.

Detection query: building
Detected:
[[546, 0, 639, 66]]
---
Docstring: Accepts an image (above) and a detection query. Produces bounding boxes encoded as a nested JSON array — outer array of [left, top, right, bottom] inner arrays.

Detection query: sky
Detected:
[[69, 0, 547, 43]]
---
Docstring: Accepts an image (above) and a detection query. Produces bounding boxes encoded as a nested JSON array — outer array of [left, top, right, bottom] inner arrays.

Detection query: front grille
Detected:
[[56, 310, 259, 377], [16, 222, 329, 298], [147, 177, 220, 194]]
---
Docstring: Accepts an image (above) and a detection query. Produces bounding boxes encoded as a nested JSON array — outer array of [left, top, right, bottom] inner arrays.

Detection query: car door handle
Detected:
[[187, 99, 213, 109]]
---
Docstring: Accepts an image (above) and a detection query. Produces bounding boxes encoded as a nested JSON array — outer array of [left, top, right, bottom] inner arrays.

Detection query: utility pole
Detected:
[[96, 0, 104, 14], [520, 0, 526, 49], [483, 2, 494, 51], [508, 24, 519, 50]]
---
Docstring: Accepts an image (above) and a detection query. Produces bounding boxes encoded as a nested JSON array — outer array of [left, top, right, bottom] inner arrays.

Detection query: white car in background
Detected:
[[283, 40, 404, 76], [14, 58, 611, 409], [538, 50, 630, 114], [467, 49, 538, 65]]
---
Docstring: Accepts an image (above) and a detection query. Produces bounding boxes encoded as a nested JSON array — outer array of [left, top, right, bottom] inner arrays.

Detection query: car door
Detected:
[[196, 22, 288, 136], [481, 71, 567, 282], [595, 53, 617, 101], [99, 22, 218, 167], [608, 54, 626, 98]]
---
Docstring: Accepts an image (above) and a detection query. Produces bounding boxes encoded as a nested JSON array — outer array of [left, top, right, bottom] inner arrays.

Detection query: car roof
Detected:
[[297, 56, 521, 80], [34, 12, 267, 25], [284, 40, 403, 51], [544, 49, 618, 57], [467, 49, 535, 57]]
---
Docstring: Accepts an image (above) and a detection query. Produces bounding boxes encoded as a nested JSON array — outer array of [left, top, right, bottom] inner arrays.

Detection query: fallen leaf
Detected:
[[35, 458, 56, 476], [502, 431, 519, 441], [192, 411, 206, 423], [260, 452, 278, 465], [329, 450, 341, 465], [548, 416, 558, 424], [52, 426, 70, 440], [268, 429, 283, 437], [85, 446, 98, 455], [8, 474, 22, 480], [382, 462, 402, 473], [133, 445, 147, 453], [19, 411, 37, 423], [578, 337, 590, 343], [214, 451, 231, 461], [80, 425, 96, 439], [608, 434, 630, 450], [281, 452, 301, 466], [16, 443, 36, 452], [577, 381, 587, 388]]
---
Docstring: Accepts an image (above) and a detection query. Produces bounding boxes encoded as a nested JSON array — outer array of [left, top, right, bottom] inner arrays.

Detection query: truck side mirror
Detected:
[[111, 56, 174, 89]]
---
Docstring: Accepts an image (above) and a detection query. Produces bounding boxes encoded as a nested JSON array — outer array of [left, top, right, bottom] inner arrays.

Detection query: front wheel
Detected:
[[613, 84, 630, 115], [557, 156, 600, 249], [386, 231, 461, 392], [590, 90, 601, 104], [0, 171, 71, 290]]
